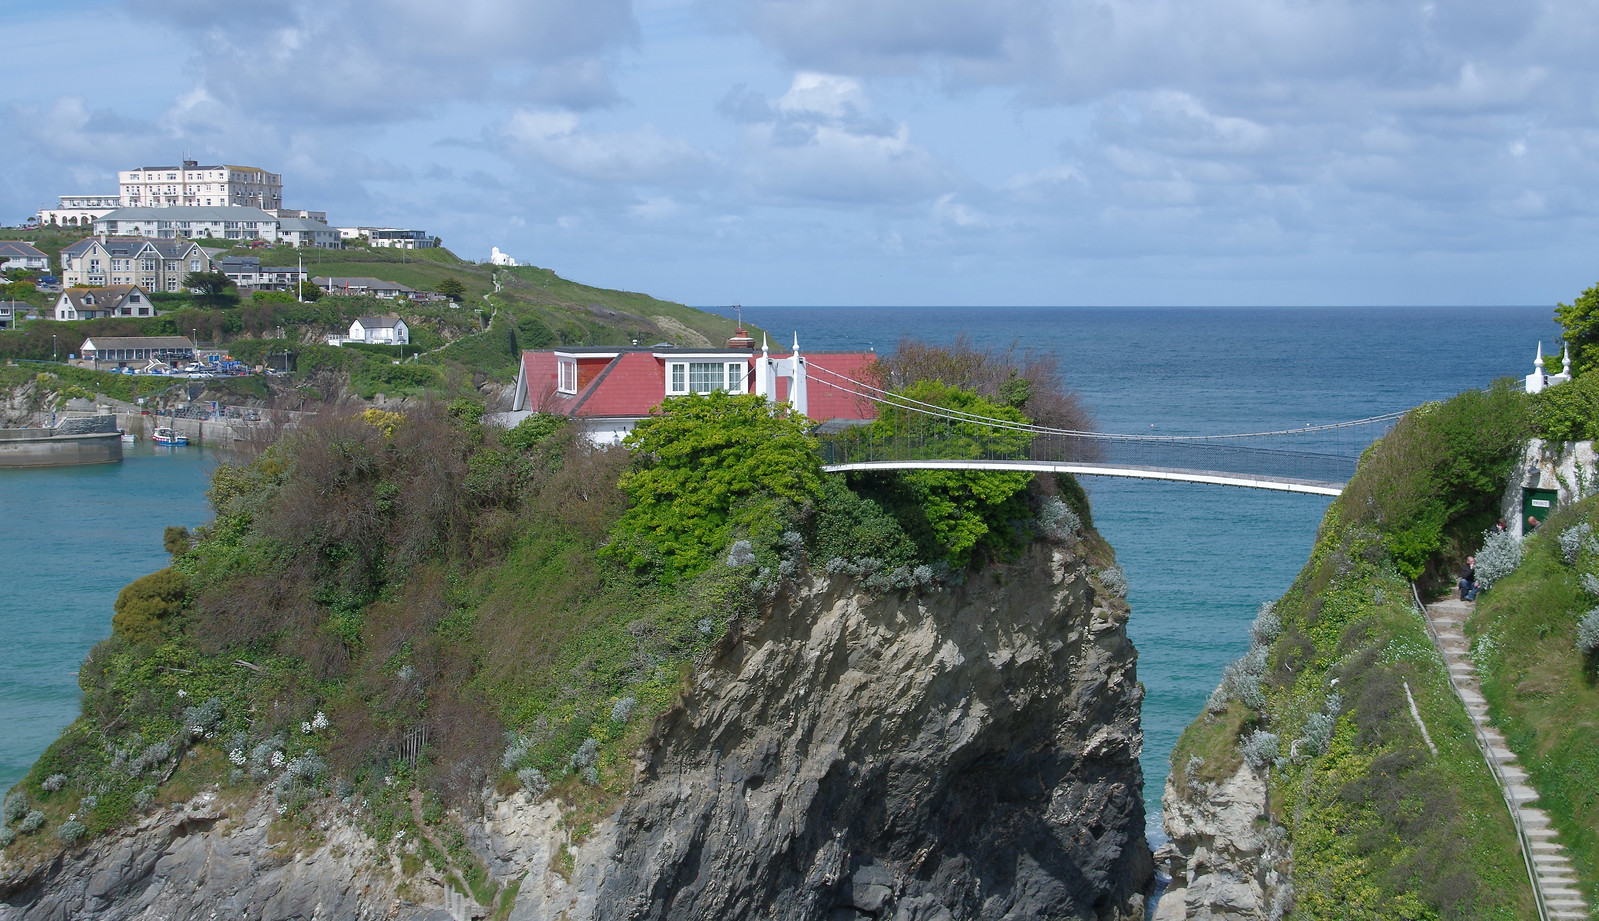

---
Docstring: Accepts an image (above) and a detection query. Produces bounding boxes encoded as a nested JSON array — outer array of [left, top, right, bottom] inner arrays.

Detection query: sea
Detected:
[[0, 306, 1564, 845]]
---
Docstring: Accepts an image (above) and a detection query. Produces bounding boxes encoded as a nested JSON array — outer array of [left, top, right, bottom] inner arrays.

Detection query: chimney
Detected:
[[726, 328, 756, 349]]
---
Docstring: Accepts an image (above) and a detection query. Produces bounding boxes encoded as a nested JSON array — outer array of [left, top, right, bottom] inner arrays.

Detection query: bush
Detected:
[[1559, 522, 1594, 565], [1241, 730, 1280, 770], [19, 810, 45, 834], [2, 791, 26, 824], [1475, 528, 1523, 590], [1251, 602, 1282, 645], [1531, 371, 1599, 441], [606, 392, 823, 581], [56, 819, 86, 845], [1036, 496, 1081, 543], [110, 568, 189, 644], [0, 826, 13, 848], [1577, 610, 1599, 658], [40, 773, 66, 792]]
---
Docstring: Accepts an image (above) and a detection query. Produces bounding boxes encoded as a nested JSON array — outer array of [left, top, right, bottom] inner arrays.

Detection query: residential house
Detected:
[[78, 336, 197, 370], [313, 276, 416, 299], [59, 237, 211, 293], [344, 317, 410, 345], [0, 241, 49, 272], [276, 217, 342, 248], [54, 285, 155, 321], [508, 334, 878, 444], [0, 302, 15, 330]]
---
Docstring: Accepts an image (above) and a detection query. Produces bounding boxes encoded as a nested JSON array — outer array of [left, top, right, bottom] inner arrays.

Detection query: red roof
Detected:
[[516, 349, 880, 423]]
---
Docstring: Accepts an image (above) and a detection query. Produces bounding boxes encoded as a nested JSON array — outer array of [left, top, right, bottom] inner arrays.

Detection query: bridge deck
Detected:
[[821, 459, 1344, 496]]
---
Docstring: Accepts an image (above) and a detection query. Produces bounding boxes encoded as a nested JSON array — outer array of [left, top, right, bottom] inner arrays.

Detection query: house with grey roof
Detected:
[[313, 276, 417, 299], [53, 285, 155, 321], [328, 316, 410, 346], [59, 237, 210, 292], [92, 207, 341, 249], [0, 241, 48, 272]]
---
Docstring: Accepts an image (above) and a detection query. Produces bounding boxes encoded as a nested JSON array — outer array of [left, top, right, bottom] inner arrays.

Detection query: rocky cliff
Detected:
[[1, 541, 1151, 921], [1153, 764, 1284, 921]]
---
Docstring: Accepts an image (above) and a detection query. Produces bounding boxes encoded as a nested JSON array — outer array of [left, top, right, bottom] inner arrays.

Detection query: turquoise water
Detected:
[[0, 443, 216, 787], [0, 306, 1566, 845]]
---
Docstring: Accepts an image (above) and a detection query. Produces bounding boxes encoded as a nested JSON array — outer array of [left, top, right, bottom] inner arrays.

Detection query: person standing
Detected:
[[1459, 556, 1477, 602]]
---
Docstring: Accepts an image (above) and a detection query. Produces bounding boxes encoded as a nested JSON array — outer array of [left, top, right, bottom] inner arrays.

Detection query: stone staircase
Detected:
[[1424, 598, 1592, 921]]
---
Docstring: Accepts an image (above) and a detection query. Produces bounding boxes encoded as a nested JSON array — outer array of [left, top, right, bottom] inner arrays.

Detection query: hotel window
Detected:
[[557, 359, 578, 394]]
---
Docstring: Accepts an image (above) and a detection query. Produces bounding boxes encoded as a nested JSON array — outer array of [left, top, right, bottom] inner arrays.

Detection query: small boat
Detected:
[[152, 427, 188, 446], [119, 429, 137, 443]]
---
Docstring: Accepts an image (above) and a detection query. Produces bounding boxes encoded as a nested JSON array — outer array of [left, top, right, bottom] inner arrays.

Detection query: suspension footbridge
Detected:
[[804, 365, 1402, 496]]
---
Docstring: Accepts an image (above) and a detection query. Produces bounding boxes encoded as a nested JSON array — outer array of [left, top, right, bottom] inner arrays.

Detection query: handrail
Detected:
[[1411, 582, 1549, 921]]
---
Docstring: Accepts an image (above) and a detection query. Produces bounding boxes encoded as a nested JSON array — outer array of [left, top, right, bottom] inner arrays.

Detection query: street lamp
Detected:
[[52, 334, 56, 362]]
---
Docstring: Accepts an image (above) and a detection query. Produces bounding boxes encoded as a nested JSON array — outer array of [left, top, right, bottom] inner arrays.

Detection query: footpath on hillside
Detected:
[[1423, 598, 1590, 921]]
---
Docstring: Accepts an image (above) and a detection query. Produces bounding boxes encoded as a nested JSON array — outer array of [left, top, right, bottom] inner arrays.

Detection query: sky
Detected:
[[4, 0, 1598, 307]]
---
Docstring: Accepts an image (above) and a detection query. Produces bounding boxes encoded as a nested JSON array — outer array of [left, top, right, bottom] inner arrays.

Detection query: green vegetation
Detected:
[[1172, 382, 1540, 920], [1470, 499, 1599, 909], [1338, 379, 1528, 582], [605, 392, 822, 581], [1555, 282, 1599, 377]]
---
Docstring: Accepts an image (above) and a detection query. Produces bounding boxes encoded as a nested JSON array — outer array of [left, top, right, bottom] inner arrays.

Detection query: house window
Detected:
[[726, 363, 745, 393], [670, 363, 685, 393], [557, 359, 578, 394]]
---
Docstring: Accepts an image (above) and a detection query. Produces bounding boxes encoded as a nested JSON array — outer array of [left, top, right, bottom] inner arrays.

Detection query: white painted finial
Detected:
[[792, 332, 800, 355], [1535, 342, 1545, 370], [1563, 343, 1572, 375]]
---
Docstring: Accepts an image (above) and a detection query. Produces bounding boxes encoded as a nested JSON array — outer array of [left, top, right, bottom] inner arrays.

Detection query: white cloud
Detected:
[[497, 110, 714, 184], [730, 73, 956, 205]]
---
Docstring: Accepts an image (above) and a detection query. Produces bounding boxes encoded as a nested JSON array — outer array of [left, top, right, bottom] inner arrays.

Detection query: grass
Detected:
[[1469, 499, 1599, 910]]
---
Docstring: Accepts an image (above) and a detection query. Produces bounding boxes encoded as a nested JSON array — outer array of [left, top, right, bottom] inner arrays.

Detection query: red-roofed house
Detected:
[[508, 336, 879, 443]]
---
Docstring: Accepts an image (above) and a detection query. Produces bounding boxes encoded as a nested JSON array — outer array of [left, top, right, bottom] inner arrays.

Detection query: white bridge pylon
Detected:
[[801, 362, 1404, 496]]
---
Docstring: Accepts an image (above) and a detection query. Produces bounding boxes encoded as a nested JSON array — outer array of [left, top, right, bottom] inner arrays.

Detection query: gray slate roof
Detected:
[[315, 277, 416, 293], [61, 236, 205, 258], [0, 241, 46, 259], [81, 336, 195, 351], [355, 316, 404, 328], [98, 206, 279, 223]]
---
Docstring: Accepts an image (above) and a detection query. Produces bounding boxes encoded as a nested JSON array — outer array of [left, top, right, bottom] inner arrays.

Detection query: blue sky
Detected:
[[4, 0, 1598, 307]]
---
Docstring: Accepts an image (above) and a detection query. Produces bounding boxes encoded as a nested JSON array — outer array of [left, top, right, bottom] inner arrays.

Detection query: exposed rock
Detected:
[[1153, 763, 1287, 921], [3, 542, 1151, 920]]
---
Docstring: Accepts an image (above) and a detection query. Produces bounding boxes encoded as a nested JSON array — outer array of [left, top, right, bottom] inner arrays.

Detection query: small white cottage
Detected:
[[348, 316, 409, 345]]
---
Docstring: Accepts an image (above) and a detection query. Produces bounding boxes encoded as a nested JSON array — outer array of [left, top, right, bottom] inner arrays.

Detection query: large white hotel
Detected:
[[39, 160, 284, 226]]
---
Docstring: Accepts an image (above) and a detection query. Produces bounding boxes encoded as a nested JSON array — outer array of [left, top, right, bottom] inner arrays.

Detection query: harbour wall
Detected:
[[0, 415, 122, 468]]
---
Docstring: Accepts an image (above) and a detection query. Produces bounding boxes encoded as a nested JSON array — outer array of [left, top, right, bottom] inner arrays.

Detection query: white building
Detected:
[[59, 237, 210, 292], [120, 161, 283, 210], [92, 207, 341, 248], [338, 227, 435, 249], [490, 246, 518, 267], [54, 285, 155, 321], [0, 241, 49, 272], [332, 316, 410, 346], [313, 276, 416, 299], [38, 194, 122, 228]]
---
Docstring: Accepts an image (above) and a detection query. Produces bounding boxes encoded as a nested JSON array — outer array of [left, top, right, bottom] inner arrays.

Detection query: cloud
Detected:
[[729, 73, 956, 205], [496, 110, 714, 184], [126, 0, 640, 122]]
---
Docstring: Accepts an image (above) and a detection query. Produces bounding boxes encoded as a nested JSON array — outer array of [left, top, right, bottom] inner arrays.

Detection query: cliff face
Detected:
[[1, 541, 1150, 921], [1153, 765, 1284, 921]]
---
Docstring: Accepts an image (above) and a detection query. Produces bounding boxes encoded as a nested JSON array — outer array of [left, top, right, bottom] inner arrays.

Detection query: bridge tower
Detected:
[[754, 334, 809, 416]]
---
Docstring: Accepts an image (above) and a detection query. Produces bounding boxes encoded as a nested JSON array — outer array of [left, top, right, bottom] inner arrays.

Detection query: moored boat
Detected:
[[119, 430, 137, 443], [152, 427, 188, 446]]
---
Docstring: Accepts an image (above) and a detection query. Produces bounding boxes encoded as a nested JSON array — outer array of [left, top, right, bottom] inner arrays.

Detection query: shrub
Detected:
[[1241, 730, 1280, 770], [110, 568, 189, 644], [1036, 496, 1081, 543], [1559, 521, 1594, 565], [725, 541, 756, 568], [19, 810, 45, 833], [609, 696, 636, 724], [56, 819, 86, 845], [0, 826, 13, 848], [40, 774, 66, 793], [517, 768, 549, 798], [182, 697, 225, 737], [1251, 602, 1282, 644], [1097, 567, 1128, 597], [2, 791, 26, 823], [1577, 610, 1599, 658], [607, 392, 823, 581], [1530, 368, 1599, 440], [1475, 528, 1523, 590]]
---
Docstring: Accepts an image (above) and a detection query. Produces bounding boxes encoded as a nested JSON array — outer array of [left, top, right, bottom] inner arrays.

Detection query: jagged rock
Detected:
[[1154, 763, 1285, 921], [2, 543, 1152, 921]]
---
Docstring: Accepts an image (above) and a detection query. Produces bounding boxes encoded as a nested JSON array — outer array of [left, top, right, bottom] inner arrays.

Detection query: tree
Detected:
[[435, 277, 465, 301], [184, 271, 236, 307], [606, 392, 823, 580], [1555, 282, 1599, 376], [849, 381, 1036, 568]]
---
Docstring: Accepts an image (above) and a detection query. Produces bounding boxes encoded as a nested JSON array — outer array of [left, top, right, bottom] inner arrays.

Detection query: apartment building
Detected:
[[37, 194, 122, 227], [338, 226, 436, 249], [92, 207, 340, 248], [58, 237, 211, 292], [120, 161, 283, 210]]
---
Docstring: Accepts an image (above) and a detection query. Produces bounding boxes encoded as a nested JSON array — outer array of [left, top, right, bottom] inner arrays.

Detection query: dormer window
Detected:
[[666, 360, 747, 396], [557, 358, 578, 394]]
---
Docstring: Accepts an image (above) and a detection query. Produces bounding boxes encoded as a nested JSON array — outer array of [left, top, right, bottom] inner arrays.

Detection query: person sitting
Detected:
[[1458, 556, 1477, 602]]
